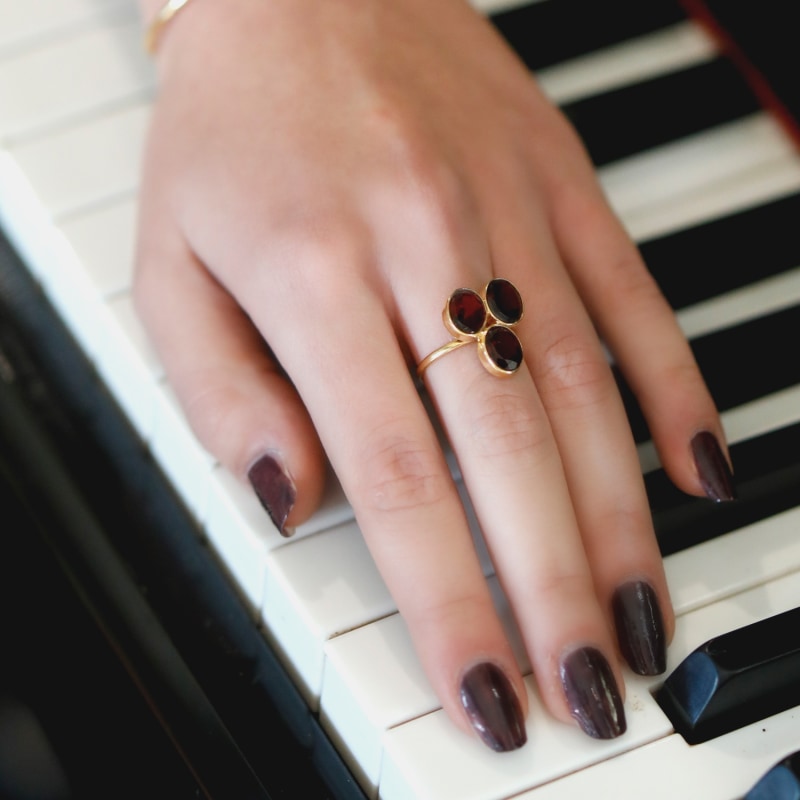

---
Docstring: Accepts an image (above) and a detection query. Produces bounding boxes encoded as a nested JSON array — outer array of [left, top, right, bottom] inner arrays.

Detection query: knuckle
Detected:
[[536, 332, 613, 411], [653, 358, 708, 401], [356, 422, 450, 515], [604, 252, 670, 318], [410, 592, 491, 637], [611, 250, 660, 294], [180, 369, 243, 450], [465, 386, 548, 460], [372, 106, 436, 182], [371, 112, 473, 243], [277, 225, 373, 316], [596, 501, 654, 547], [288, 224, 365, 284], [535, 569, 596, 610]]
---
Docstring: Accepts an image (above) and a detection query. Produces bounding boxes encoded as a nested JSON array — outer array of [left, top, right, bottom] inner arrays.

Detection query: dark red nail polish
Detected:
[[613, 581, 667, 676], [248, 454, 296, 536], [460, 663, 527, 752], [691, 431, 736, 502], [561, 647, 626, 739]]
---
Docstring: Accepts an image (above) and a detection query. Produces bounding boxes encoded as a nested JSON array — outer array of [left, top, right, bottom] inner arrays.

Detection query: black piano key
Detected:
[[562, 57, 761, 166], [619, 302, 800, 443], [491, 0, 686, 72], [639, 190, 800, 310], [655, 607, 800, 745], [745, 751, 800, 800], [646, 421, 800, 557], [700, 0, 800, 137]]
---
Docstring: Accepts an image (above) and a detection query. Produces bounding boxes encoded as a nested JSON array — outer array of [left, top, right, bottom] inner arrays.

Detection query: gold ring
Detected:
[[417, 279, 524, 379]]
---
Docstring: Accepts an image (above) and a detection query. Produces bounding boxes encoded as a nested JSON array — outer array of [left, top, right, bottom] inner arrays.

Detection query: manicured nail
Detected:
[[612, 581, 667, 676], [691, 431, 736, 502], [248, 454, 296, 536], [561, 647, 626, 739], [459, 663, 527, 752]]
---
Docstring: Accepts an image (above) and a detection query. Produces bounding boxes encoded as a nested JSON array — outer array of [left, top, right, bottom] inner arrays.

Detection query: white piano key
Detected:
[[32, 226, 111, 361], [639, 162, 800, 244], [524, 709, 800, 800], [94, 292, 162, 439], [6, 101, 149, 219], [0, 0, 131, 56], [0, 14, 153, 145], [58, 198, 136, 297], [720, 384, 800, 446], [601, 113, 796, 223], [261, 520, 397, 706], [202, 466, 274, 613], [322, 612, 435, 796], [627, 150, 800, 243], [470, 0, 539, 14], [666, 560, 800, 666], [321, 575, 528, 796], [379, 672, 669, 800], [0, 199, 157, 441], [676, 265, 800, 340], [666, 505, 800, 616], [638, 381, 800, 474], [149, 381, 216, 523], [295, 461, 356, 537], [322, 486, 800, 798], [0, 149, 61, 283], [203, 462, 355, 613], [378, 569, 800, 800], [0, 152, 158, 443], [538, 21, 717, 106]]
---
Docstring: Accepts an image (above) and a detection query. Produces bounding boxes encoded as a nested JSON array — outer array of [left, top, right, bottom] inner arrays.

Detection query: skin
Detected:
[[135, 0, 730, 743]]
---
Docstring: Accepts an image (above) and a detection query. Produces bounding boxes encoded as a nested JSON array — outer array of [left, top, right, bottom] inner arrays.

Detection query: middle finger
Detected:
[[487, 188, 674, 680], [414, 273, 627, 739]]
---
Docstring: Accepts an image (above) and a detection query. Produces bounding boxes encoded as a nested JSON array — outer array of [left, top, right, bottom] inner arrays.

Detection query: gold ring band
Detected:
[[144, 0, 196, 55], [416, 339, 471, 378], [417, 279, 524, 380]]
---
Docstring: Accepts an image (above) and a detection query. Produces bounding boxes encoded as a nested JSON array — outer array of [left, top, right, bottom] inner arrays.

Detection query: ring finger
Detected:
[[413, 270, 627, 739], [503, 226, 673, 677]]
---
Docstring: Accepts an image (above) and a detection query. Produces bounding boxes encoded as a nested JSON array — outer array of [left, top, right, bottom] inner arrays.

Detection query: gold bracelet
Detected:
[[144, 0, 196, 55]]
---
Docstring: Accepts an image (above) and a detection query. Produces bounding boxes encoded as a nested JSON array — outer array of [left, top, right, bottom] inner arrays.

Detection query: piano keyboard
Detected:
[[2, 1, 800, 798]]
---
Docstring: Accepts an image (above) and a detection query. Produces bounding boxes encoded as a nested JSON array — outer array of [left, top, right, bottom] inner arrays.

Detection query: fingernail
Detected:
[[612, 581, 667, 676], [248, 454, 296, 536], [459, 662, 527, 752], [691, 431, 736, 502], [561, 647, 626, 739]]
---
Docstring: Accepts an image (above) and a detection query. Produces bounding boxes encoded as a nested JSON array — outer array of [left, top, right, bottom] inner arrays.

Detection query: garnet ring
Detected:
[[416, 279, 524, 379]]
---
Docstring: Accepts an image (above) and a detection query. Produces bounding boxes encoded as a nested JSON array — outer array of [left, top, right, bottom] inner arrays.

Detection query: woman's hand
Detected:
[[134, 0, 733, 750]]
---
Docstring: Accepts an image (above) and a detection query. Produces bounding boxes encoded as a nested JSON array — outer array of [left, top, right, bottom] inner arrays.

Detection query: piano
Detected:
[[1, 0, 800, 797]]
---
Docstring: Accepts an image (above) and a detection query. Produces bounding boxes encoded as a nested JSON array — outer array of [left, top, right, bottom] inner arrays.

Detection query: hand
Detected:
[[134, 0, 732, 750]]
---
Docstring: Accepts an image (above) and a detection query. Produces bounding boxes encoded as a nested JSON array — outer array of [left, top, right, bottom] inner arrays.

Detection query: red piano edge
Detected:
[[680, 0, 800, 151]]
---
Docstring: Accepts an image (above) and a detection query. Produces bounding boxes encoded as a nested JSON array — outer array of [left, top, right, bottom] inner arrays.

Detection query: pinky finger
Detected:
[[551, 189, 736, 503], [134, 241, 327, 534]]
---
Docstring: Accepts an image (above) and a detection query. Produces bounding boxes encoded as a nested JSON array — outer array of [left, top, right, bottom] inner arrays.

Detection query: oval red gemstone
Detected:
[[486, 279, 522, 324], [485, 326, 522, 373], [448, 289, 486, 335]]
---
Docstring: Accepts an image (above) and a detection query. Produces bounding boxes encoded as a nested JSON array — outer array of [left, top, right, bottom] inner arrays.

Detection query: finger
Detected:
[[550, 180, 735, 503], [495, 219, 673, 677], [413, 274, 627, 739], [246, 269, 529, 752], [134, 234, 326, 534], [461, 147, 670, 689]]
